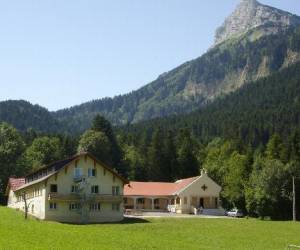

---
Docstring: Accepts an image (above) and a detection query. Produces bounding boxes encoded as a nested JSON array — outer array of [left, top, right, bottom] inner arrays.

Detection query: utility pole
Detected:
[[293, 176, 296, 222]]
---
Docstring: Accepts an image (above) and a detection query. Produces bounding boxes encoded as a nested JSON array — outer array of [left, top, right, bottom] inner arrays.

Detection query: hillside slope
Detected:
[[54, 0, 300, 133], [55, 25, 300, 132], [121, 61, 300, 145], [1, 1, 300, 134], [0, 100, 62, 133]]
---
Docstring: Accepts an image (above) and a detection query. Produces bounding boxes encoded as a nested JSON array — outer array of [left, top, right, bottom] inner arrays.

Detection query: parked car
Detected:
[[226, 209, 244, 218]]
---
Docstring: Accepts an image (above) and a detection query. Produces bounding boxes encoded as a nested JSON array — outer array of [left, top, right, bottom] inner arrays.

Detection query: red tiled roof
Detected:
[[124, 176, 199, 196], [8, 178, 25, 191]]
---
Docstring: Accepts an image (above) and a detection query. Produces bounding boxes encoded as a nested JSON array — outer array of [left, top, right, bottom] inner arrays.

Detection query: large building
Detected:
[[124, 170, 223, 215], [6, 152, 128, 223]]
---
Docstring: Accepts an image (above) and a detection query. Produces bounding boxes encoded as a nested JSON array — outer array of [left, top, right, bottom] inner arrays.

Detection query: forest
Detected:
[[1, 60, 300, 220]]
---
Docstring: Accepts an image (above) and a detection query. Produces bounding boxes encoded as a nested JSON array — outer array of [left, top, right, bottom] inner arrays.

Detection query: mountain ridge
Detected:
[[215, 0, 300, 45], [1, 1, 300, 134]]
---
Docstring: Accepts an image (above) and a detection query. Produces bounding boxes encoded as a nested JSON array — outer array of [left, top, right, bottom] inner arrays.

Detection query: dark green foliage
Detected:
[[122, 61, 300, 147], [24, 136, 64, 170], [0, 100, 63, 133], [78, 130, 112, 164], [0, 123, 25, 194], [176, 129, 199, 179], [91, 115, 127, 176], [147, 128, 166, 181]]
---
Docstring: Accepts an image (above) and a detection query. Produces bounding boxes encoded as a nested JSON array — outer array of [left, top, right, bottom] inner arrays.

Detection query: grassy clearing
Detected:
[[0, 206, 299, 250]]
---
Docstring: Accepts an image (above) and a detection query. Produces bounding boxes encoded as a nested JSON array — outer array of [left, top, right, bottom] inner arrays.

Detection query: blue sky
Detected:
[[0, 0, 299, 111]]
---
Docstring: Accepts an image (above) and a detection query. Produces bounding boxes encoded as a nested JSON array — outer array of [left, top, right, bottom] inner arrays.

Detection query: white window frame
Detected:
[[49, 202, 57, 210], [91, 185, 99, 194], [69, 203, 81, 211], [89, 203, 101, 212], [88, 168, 96, 177]]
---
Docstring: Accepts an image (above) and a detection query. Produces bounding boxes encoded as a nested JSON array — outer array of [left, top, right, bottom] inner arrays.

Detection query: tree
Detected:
[[24, 136, 63, 170], [265, 134, 284, 161], [0, 123, 25, 194], [245, 158, 292, 219], [60, 135, 78, 158], [91, 115, 126, 176], [162, 130, 178, 181], [203, 138, 235, 186], [147, 128, 165, 181], [123, 145, 147, 181], [78, 130, 111, 164], [222, 151, 247, 210], [176, 129, 199, 179]]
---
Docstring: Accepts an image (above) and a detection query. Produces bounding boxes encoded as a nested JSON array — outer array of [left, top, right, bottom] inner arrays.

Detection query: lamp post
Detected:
[[293, 176, 299, 222], [293, 176, 296, 222]]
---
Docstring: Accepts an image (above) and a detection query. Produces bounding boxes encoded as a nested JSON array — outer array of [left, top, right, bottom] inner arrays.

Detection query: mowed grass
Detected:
[[0, 207, 299, 250]]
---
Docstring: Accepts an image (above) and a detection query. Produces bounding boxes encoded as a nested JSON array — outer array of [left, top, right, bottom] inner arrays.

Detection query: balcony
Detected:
[[48, 193, 122, 203], [48, 193, 80, 202], [73, 175, 86, 183]]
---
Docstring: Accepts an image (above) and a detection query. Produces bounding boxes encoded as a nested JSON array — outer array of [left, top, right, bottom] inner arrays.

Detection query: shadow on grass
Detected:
[[60, 217, 150, 226], [115, 217, 150, 224]]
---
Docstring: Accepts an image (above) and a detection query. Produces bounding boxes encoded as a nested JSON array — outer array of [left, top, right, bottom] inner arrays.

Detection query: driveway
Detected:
[[125, 212, 228, 219]]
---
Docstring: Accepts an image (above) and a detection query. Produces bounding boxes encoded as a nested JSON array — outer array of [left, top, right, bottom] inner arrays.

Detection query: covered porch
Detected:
[[124, 196, 172, 211], [167, 195, 220, 214]]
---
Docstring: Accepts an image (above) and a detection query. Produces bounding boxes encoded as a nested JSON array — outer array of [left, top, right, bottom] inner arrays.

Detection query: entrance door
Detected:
[[200, 198, 204, 208]]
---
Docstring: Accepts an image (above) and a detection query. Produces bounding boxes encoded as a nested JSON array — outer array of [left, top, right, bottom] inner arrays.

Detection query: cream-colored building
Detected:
[[124, 170, 224, 215], [6, 152, 128, 223]]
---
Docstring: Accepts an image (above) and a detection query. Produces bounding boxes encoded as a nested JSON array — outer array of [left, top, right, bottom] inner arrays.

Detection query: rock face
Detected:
[[214, 0, 300, 45]]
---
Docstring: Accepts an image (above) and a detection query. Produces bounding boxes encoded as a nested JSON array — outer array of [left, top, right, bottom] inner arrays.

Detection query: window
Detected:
[[49, 202, 57, 210], [123, 198, 128, 204], [112, 203, 120, 211], [88, 168, 96, 177], [69, 203, 81, 210], [31, 204, 34, 214], [71, 185, 79, 193], [50, 184, 57, 193], [112, 186, 120, 196], [154, 199, 159, 205], [91, 185, 99, 194], [74, 168, 83, 178], [90, 203, 101, 211]]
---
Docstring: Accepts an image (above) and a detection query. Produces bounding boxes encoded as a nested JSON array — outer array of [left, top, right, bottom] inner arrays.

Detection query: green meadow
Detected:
[[0, 206, 299, 250]]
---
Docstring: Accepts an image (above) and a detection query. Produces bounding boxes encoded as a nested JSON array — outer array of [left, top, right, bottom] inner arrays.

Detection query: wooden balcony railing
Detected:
[[48, 193, 122, 203]]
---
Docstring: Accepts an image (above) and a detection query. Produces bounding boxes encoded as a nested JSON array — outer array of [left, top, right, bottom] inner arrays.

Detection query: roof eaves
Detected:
[[172, 176, 201, 196], [15, 172, 57, 192]]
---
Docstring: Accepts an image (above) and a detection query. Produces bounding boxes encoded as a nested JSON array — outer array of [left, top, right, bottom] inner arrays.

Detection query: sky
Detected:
[[0, 0, 299, 111]]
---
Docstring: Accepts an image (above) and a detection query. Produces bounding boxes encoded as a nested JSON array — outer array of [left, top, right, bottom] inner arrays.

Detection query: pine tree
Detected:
[[91, 114, 127, 176], [162, 130, 178, 181], [176, 129, 199, 179], [147, 128, 165, 181]]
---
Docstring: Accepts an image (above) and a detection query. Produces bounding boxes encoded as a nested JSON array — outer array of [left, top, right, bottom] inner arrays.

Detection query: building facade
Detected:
[[6, 152, 128, 223], [124, 170, 224, 215]]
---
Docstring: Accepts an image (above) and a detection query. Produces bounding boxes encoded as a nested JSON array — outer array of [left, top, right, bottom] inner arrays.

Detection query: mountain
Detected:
[[0, 100, 62, 133], [1, 1, 300, 134], [54, 0, 300, 133], [121, 61, 300, 146], [215, 0, 300, 45]]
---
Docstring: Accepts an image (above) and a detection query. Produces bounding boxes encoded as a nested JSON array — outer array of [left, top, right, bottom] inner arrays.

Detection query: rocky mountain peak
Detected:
[[214, 0, 300, 45]]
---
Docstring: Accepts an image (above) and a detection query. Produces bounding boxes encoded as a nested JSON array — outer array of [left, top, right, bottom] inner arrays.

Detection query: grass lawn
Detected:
[[0, 206, 299, 250]]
